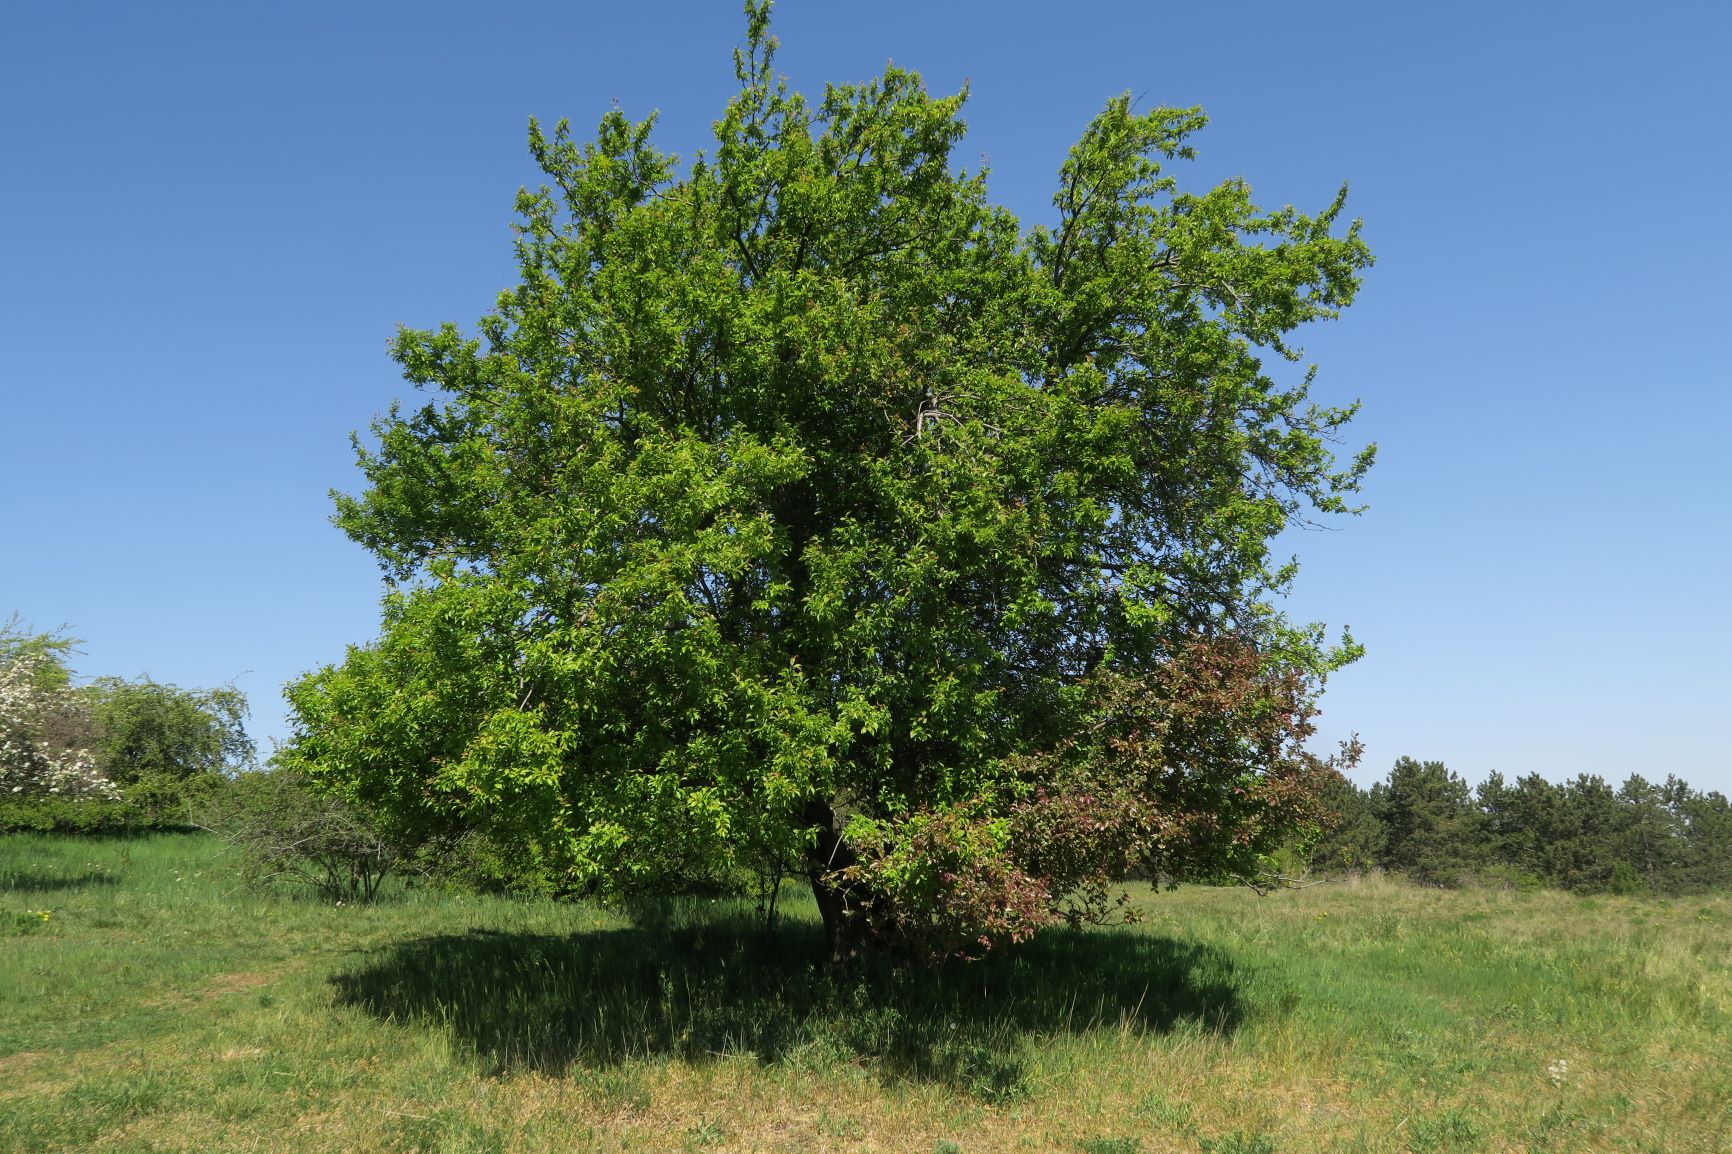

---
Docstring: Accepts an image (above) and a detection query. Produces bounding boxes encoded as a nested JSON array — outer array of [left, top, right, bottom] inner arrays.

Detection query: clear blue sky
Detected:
[[3, 2, 1728, 792]]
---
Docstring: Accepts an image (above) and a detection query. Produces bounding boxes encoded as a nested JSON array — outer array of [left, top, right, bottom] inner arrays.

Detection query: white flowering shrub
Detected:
[[0, 656, 119, 801]]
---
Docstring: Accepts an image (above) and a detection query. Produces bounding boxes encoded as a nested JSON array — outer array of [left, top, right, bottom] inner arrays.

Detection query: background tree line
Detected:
[[1312, 756, 1732, 895], [0, 617, 254, 831]]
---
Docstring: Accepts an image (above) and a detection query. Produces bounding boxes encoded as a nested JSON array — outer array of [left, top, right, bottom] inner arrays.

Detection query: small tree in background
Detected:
[[1373, 758, 1478, 886], [200, 767, 397, 904], [1543, 775, 1627, 893], [86, 677, 254, 785], [1667, 780, 1732, 893], [1310, 770, 1384, 874], [1616, 774, 1679, 893], [0, 655, 115, 802], [86, 676, 255, 824], [0, 618, 115, 803], [0, 615, 80, 691]]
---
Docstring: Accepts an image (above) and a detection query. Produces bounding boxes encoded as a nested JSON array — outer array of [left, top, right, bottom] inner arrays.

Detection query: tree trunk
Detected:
[[803, 799, 868, 961]]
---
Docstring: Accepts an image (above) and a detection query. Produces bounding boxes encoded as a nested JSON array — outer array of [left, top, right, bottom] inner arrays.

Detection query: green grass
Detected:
[[3, 833, 1729, 1152]]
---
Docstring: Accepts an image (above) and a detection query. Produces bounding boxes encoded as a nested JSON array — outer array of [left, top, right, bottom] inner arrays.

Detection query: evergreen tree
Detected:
[[1544, 775, 1625, 893], [1669, 781, 1732, 892], [1616, 774, 1679, 893], [1373, 757, 1478, 886], [1311, 771, 1383, 873]]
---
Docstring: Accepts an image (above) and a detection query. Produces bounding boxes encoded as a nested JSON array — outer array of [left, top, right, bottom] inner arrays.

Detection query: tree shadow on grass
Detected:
[[331, 912, 1255, 1099]]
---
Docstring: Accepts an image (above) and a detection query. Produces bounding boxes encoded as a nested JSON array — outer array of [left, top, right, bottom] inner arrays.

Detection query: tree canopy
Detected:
[[283, 4, 1375, 958], [86, 677, 253, 785]]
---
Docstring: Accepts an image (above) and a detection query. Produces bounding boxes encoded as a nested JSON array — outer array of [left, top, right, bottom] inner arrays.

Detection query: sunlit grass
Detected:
[[3, 833, 1728, 1152]]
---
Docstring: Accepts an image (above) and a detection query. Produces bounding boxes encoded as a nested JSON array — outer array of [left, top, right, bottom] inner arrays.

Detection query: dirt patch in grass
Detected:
[[0, 1049, 77, 1101], [202, 971, 276, 997], [0, 1051, 47, 1076]]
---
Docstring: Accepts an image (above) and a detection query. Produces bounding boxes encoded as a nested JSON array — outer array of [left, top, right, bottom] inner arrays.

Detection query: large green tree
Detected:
[[283, 5, 1374, 958]]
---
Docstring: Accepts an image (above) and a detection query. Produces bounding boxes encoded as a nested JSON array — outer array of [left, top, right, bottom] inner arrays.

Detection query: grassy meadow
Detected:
[[2, 833, 1728, 1153]]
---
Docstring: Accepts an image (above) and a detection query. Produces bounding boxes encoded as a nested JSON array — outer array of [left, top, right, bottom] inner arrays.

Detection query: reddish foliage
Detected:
[[839, 636, 1351, 961]]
